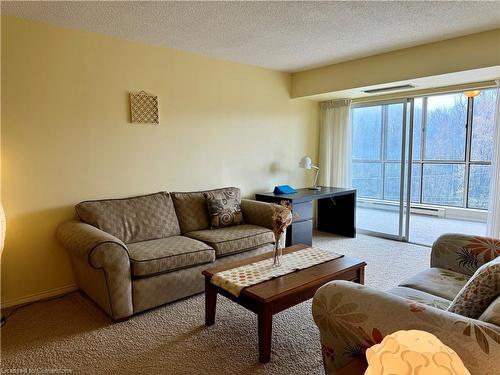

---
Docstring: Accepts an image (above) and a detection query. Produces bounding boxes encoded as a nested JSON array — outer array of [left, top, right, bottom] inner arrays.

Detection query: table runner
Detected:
[[211, 247, 343, 297]]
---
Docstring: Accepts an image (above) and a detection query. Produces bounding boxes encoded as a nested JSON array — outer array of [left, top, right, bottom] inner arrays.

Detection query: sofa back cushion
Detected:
[[171, 187, 240, 233], [76, 192, 180, 243], [448, 257, 500, 319], [431, 234, 500, 276]]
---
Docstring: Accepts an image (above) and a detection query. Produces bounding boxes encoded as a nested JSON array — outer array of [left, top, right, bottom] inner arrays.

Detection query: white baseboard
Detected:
[[1, 284, 78, 309]]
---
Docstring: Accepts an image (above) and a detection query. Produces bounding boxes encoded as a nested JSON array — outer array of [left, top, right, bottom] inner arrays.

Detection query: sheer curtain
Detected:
[[318, 99, 352, 187], [487, 81, 500, 238]]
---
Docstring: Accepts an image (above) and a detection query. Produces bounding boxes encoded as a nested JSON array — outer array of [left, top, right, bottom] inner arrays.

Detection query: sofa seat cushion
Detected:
[[388, 286, 452, 311], [127, 236, 215, 277], [76, 192, 181, 244], [185, 224, 275, 257], [398, 267, 470, 301]]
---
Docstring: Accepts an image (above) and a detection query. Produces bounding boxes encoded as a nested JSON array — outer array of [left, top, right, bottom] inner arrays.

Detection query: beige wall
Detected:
[[292, 28, 500, 98], [0, 17, 319, 306]]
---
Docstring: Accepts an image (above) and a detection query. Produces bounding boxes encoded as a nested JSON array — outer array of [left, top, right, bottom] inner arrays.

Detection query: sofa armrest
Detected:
[[56, 221, 133, 320], [312, 280, 500, 375], [241, 199, 274, 230], [431, 233, 499, 276], [56, 221, 128, 266]]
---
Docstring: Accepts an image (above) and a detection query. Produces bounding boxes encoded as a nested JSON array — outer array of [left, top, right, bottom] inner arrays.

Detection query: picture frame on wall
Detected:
[[129, 91, 159, 124]]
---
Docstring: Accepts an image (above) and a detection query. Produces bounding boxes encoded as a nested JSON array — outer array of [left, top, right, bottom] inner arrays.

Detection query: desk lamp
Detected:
[[299, 156, 320, 190]]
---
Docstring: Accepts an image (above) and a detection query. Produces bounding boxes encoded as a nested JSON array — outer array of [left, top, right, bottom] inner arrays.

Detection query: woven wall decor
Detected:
[[129, 91, 159, 124]]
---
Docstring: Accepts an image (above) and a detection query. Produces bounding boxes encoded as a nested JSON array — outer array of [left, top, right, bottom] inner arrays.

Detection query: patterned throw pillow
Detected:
[[448, 257, 500, 319], [204, 189, 244, 229]]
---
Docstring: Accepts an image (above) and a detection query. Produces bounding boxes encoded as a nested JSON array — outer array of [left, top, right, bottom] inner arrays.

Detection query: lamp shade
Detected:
[[365, 330, 470, 375], [464, 90, 480, 98], [299, 156, 313, 169]]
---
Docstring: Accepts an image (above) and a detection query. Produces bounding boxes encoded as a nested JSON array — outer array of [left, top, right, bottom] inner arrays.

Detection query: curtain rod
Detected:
[[320, 98, 351, 108]]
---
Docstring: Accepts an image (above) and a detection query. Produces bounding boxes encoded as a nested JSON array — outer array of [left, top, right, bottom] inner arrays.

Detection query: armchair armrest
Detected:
[[56, 221, 133, 320], [241, 199, 274, 230], [431, 233, 500, 276], [312, 280, 500, 375]]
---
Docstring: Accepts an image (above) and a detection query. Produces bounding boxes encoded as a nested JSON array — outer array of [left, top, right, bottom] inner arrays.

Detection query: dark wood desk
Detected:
[[255, 187, 356, 246]]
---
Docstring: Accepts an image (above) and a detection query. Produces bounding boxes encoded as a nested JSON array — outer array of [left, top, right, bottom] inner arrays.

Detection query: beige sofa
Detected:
[[57, 187, 276, 320], [312, 234, 500, 375]]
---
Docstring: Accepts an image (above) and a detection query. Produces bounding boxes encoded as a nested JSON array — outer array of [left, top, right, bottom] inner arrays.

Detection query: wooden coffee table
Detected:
[[202, 244, 366, 363]]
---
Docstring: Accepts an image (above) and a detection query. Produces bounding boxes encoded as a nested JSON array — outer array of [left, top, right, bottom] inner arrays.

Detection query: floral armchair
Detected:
[[312, 234, 500, 375]]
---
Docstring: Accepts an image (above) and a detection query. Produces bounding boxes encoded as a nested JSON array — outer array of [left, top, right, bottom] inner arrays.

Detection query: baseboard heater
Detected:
[[410, 206, 445, 218], [359, 200, 446, 218]]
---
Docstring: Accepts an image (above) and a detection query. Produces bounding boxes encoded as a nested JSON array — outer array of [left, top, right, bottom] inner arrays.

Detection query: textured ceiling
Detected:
[[2, 1, 500, 72]]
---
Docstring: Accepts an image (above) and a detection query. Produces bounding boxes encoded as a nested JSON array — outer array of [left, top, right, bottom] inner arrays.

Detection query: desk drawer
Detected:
[[292, 201, 313, 222]]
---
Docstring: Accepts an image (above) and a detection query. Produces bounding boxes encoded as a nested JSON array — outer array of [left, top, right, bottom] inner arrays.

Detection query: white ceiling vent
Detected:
[[363, 84, 416, 94]]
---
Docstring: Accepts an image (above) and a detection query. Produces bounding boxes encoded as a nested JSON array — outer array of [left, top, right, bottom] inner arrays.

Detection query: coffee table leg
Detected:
[[258, 308, 272, 363], [357, 267, 365, 285], [205, 277, 217, 326]]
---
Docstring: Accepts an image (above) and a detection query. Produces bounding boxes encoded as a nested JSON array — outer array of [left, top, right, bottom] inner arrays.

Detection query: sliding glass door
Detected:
[[352, 99, 410, 240], [351, 88, 497, 245]]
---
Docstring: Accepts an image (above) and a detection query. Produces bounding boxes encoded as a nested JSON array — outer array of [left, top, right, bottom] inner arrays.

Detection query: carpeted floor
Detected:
[[1, 232, 430, 375]]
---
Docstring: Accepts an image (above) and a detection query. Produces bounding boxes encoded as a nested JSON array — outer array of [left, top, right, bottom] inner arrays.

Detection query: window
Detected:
[[468, 165, 491, 209], [410, 164, 421, 203], [386, 104, 403, 160], [422, 164, 465, 206], [351, 88, 497, 210], [424, 93, 467, 160], [352, 106, 382, 160], [351, 102, 405, 201], [352, 162, 382, 199], [471, 89, 497, 161]]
